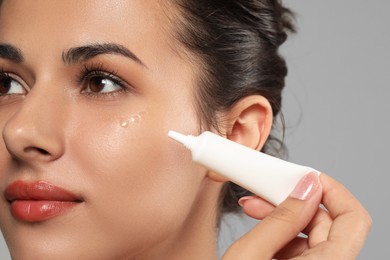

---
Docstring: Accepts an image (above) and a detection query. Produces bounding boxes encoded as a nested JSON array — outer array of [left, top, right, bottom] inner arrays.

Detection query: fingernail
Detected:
[[238, 196, 254, 207], [290, 172, 320, 200]]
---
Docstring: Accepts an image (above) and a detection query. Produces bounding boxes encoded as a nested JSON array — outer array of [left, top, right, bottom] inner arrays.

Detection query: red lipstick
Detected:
[[4, 180, 83, 223]]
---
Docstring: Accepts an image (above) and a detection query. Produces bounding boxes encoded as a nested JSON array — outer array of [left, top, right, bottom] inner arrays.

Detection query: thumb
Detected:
[[223, 172, 322, 260]]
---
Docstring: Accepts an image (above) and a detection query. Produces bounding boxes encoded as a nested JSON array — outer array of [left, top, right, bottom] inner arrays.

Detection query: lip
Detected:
[[4, 180, 83, 223]]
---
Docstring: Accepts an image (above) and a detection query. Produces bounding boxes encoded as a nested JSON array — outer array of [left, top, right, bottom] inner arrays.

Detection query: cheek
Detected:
[[65, 103, 205, 248]]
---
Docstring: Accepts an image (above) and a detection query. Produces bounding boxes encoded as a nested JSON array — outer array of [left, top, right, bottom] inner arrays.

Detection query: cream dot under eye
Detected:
[[119, 112, 144, 128]]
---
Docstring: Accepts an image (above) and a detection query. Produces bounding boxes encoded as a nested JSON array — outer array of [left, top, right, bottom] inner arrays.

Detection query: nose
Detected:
[[2, 86, 65, 164]]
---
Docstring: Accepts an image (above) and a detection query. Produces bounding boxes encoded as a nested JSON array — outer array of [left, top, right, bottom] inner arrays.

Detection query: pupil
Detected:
[[90, 77, 105, 92]]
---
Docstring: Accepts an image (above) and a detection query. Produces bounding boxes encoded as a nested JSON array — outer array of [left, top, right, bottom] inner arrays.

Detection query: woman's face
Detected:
[[0, 0, 213, 259]]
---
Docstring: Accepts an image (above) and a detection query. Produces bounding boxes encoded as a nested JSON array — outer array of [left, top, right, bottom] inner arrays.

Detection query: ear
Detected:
[[207, 95, 273, 182], [226, 95, 273, 150]]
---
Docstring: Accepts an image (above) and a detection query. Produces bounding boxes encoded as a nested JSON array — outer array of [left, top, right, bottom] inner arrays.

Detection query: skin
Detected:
[[0, 0, 222, 259], [0, 0, 371, 259]]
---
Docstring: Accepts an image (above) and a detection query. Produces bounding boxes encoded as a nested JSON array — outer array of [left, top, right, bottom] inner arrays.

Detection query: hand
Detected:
[[222, 173, 372, 259]]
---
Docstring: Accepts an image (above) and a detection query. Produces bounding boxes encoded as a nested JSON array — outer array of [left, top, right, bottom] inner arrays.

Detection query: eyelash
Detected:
[[76, 63, 130, 99], [0, 69, 12, 82]]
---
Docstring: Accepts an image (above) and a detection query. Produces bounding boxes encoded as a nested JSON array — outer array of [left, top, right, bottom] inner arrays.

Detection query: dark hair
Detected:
[[169, 0, 295, 213]]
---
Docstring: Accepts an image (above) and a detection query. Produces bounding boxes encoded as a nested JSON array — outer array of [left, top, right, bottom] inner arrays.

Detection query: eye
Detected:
[[78, 64, 129, 98], [76, 63, 133, 100], [0, 72, 27, 96], [84, 75, 123, 94]]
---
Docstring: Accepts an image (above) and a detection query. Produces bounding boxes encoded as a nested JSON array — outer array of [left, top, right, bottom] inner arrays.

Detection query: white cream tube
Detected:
[[168, 130, 320, 205]]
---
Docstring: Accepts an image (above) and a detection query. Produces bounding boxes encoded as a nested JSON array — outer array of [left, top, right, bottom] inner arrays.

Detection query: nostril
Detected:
[[37, 148, 50, 156], [24, 147, 51, 156]]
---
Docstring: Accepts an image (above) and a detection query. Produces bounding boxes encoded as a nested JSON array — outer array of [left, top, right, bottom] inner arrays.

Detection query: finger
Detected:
[[238, 196, 275, 219], [319, 174, 372, 258], [223, 172, 322, 260], [239, 196, 333, 250], [239, 196, 333, 246], [274, 236, 309, 259], [240, 196, 333, 247], [302, 207, 333, 247]]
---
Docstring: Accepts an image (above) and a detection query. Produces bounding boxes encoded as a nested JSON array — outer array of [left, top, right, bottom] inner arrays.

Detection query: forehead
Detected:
[[0, 0, 179, 70]]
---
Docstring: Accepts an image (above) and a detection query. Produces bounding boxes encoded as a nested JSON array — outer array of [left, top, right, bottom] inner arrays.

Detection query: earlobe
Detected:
[[206, 95, 273, 183]]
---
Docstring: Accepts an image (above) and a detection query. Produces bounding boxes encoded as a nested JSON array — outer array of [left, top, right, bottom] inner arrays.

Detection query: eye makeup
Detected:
[[76, 62, 133, 99], [0, 69, 29, 103]]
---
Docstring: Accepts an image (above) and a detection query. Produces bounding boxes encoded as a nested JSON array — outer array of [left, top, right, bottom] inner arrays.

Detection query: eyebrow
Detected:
[[62, 43, 147, 68], [0, 44, 24, 63]]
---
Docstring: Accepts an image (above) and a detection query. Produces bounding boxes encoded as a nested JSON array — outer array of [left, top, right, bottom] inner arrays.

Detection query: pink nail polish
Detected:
[[290, 172, 320, 200]]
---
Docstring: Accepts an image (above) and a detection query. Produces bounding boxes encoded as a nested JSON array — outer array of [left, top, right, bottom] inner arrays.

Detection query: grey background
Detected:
[[1, 0, 389, 259], [220, 0, 389, 259]]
